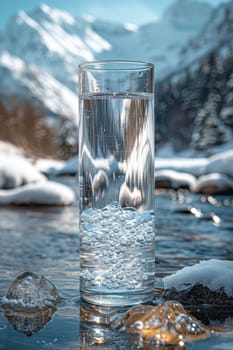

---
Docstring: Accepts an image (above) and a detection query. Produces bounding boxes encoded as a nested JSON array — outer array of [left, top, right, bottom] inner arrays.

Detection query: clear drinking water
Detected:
[[79, 91, 155, 306]]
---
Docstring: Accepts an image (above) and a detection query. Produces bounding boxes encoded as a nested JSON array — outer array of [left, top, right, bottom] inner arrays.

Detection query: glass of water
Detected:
[[79, 60, 155, 307]]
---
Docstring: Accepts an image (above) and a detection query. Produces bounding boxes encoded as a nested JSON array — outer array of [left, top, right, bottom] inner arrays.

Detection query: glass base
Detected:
[[80, 301, 128, 325], [81, 289, 155, 308], [80, 288, 155, 325]]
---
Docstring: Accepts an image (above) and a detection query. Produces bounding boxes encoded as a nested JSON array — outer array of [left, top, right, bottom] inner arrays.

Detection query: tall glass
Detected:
[[79, 60, 155, 307]]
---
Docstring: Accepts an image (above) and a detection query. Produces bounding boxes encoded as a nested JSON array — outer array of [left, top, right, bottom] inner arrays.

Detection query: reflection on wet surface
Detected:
[[4, 307, 56, 336], [0, 178, 233, 349]]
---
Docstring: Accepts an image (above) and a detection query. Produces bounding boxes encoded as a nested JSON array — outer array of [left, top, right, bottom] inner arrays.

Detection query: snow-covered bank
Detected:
[[0, 182, 74, 206], [1, 141, 233, 201], [155, 170, 197, 190], [38, 148, 233, 195], [0, 154, 46, 189], [156, 149, 233, 178], [0, 142, 75, 206], [163, 259, 233, 305], [164, 259, 233, 295], [155, 150, 233, 194], [191, 173, 233, 195], [35, 156, 78, 176], [0, 141, 24, 156], [155, 158, 208, 177]]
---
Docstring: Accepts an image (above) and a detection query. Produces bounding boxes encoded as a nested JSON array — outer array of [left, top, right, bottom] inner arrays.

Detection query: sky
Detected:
[[0, 0, 230, 29]]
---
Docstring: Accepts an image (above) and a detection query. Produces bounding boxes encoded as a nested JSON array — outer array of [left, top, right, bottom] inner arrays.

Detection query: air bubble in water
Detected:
[[80, 202, 155, 294]]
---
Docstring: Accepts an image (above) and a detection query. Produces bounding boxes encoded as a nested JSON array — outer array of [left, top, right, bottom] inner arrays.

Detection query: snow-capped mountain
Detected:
[[0, 5, 115, 122], [1, 5, 113, 90], [163, 0, 212, 31], [0, 1, 213, 121], [0, 51, 77, 120], [157, 1, 233, 153], [92, 0, 213, 78], [178, 0, 233, 71]]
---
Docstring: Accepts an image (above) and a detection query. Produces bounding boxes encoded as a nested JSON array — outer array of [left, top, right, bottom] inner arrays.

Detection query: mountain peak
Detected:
[[0, 1, 226, 127], [30, 3, 75, 26], [163, 0, 213, 31], [179, 0, 233, 67], [206, 0, 233, 38]]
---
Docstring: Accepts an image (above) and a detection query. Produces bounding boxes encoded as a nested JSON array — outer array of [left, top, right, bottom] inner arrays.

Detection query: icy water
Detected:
[[0, 177, 233, 349]]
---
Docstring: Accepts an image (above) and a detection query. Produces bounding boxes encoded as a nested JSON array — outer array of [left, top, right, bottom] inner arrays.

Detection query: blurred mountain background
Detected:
[[0, 0, 232, 159]]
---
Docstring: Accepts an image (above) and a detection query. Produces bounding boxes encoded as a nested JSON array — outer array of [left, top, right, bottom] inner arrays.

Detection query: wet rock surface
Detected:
[[163, 284, 233, 306]]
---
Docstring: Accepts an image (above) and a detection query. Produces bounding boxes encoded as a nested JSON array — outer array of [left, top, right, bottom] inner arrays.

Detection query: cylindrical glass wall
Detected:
[[79, 60, 155, 307]]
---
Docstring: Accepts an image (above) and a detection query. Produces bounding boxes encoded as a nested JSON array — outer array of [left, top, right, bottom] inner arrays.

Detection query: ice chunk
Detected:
[[1, 272, 61, 311], [112, 301, 210, 347]]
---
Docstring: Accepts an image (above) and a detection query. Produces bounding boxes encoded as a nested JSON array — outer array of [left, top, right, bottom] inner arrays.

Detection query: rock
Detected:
[[155, 169, 196, 190], [191, 173, 233, 194], [163, 284, 233, 306]]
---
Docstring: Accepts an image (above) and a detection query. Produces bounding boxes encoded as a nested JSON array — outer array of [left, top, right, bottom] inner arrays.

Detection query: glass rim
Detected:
[[79, 60, 154, 72]]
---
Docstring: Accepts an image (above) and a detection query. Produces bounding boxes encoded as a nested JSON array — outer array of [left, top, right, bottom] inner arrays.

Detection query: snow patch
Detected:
[[0, 181, 75, 206], [17, 11, 38, 29], [35, 156, 78, 176], [124, 23, 138, 32], [163, 259, 233, 296], [220, 107, 233, 120], [0, 141, 24, 156], [0, 142, 75, 206], [155, 169, 196, 189], [39, 4, 75, 25], [191, 173, 233, 194], [0, 51, 77, 121], [0, 51, 25, 73], [205, 150, 233, 178], [0, 153, 46, 189], [35, 158, 65, 176], [155, 157, 207, 176]]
